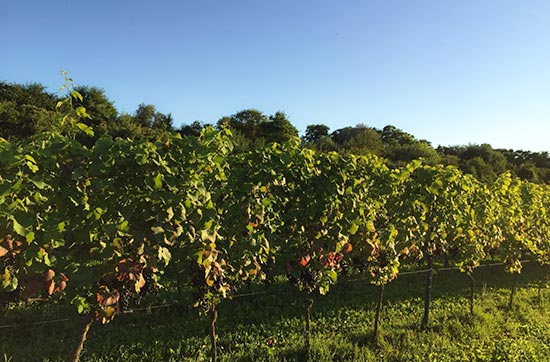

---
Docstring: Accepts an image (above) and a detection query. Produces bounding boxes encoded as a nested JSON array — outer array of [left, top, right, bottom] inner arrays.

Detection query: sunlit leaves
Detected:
[[2, 106, 550, 335]]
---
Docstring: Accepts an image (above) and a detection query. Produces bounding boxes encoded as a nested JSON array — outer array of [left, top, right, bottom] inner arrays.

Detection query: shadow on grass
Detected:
[[2, 262, 548, 362]]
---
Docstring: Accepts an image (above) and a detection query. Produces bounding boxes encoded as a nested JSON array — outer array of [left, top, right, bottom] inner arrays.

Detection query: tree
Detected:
[[380, 126, 440, 166], [0, 82, 55, 110], [463, 157, 495, 183], [259, 111, 298, 144], [380, 125, 415, 145], [0, 82, 58, 139], [385, 141, 440, 166], [437, 144, 508, 182], [303, 124, 330, 144], [108, 113, 147, 139], [308, 136, 339, 153], [179, 121, 205, 137], [151, 112, 174, 131], [217, 109, 268, 139], [331, 125, 383, 156], [134, 104, 157, 128], [217, 109, 299, 150], [131, 103, 174, 133], [516, 162, 539, 182]]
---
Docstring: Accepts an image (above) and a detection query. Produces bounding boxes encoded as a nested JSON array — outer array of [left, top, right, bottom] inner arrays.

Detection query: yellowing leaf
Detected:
[[366, 221, 376, 232], [153, 173, 163, 190], [349, 222, 359, 235], [134, 273, 146, 293], [158, 246, 171, 266]]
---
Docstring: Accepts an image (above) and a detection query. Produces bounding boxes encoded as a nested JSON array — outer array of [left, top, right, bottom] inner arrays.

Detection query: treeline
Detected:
[[2, 80, 550, 183]]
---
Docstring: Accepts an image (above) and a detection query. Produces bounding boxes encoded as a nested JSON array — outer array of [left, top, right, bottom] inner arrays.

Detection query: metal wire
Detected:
[[0, 259, 536, 330]]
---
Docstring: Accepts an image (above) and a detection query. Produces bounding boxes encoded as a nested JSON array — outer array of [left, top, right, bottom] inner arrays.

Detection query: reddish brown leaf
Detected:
[[97, 286, 120, 306], [3, 235, 13, 250], [299, 255, 310, 267], [45, 279, 55, 295], [54, 280, 67, 293], [345, 243, 353, 253], [44, 269, 55, 281]]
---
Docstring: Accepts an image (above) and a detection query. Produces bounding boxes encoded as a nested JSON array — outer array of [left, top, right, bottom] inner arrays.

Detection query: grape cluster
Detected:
[[300, 270, 315, 287], [340, 260, 349, 276], [139, 268, 160, 296], [0, 252, 18, 309], [213, 277, 226, 291], [286, 272, 298, 285], [118, 286, 131, 313], [2, 254, 15, 276], [261, 261, 274, 286], [188, 265, 211, 310], [0, 286, 22, 311], [117, 269, 161, 312]]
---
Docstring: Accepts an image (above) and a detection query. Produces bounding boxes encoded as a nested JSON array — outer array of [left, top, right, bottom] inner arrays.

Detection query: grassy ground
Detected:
[[1, 262, 549, 362]]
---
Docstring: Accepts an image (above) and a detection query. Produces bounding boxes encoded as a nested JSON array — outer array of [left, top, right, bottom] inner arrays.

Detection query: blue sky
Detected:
[[2, 0, 550, 151]]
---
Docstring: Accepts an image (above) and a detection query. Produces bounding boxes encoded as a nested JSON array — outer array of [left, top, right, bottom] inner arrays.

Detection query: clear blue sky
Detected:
[[2, 0, 550, 151]]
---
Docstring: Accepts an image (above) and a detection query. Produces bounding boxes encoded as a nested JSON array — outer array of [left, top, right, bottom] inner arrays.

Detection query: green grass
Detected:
[[1, 262, 550, 362]]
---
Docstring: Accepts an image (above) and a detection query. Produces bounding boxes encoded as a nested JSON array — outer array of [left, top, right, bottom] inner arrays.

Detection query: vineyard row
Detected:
[[1, 118, 550, 361]]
